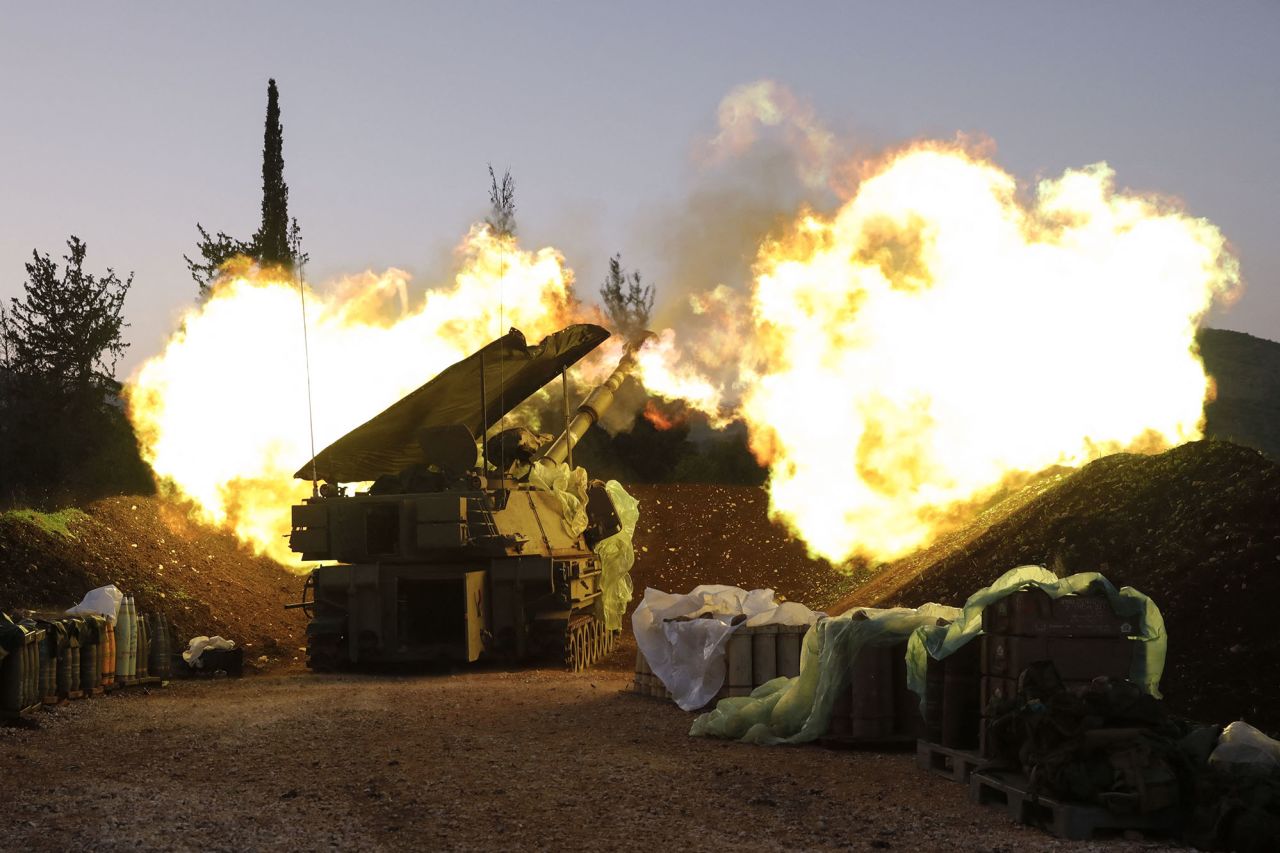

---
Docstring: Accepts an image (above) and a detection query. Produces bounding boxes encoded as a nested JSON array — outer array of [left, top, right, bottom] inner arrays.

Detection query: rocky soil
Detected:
[[0, 497, 308, 670], [0, 654, 1178, 852], [3, 440, 1277, 849]]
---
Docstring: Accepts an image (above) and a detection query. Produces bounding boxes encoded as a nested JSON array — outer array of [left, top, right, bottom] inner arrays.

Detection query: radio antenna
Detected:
[[498, 249, 506, 477], [292, 224, 320, 497]]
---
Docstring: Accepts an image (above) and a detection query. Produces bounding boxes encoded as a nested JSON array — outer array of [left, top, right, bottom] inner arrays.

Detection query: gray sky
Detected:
[[2, 1, 1277, 377]]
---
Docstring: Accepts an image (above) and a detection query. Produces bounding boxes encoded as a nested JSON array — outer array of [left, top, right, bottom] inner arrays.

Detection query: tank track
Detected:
[[563, 615, 617, 672], [307, 620, 617, 671]]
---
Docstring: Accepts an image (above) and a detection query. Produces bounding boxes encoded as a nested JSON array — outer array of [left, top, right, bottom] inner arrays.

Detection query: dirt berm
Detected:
[[3, 438, 1277, 733], [0, 497, 307, 668], [833, 439, 1280, 734]]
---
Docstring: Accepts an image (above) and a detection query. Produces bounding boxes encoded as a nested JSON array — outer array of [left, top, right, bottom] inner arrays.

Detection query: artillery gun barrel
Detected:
[[540, 336, 649, 466]]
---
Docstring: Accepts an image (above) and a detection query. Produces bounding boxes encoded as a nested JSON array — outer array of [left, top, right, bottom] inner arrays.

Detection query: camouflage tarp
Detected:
[[296, 324, 610, 484]]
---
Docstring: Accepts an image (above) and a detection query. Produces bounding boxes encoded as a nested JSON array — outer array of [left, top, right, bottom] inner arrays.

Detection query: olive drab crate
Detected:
[[978, 587, 1138, 758], [824, 637, 926, 744]]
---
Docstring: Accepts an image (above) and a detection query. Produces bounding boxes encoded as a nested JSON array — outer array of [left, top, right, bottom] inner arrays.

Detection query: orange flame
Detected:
[[127, 226, 583, 566], [632, 143, 1239, 564], [127, 138, 1239, 572], [642, 400, 685, 432]]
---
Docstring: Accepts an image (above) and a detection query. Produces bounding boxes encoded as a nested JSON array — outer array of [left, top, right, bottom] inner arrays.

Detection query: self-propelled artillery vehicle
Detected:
[[287, 324, 639, 672]]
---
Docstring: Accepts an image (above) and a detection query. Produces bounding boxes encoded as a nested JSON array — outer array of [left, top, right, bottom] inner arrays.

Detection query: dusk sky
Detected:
[[2, 1, 1277, 378]]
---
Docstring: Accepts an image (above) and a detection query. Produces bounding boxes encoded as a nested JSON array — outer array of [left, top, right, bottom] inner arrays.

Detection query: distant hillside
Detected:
[[1200, 327, 1280, 460]]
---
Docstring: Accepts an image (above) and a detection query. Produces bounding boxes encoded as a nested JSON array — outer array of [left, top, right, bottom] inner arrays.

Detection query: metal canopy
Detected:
[[295, 323, 610, 483]]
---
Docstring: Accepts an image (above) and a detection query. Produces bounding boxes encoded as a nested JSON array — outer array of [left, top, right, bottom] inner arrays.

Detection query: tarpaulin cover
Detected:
[[690, 565, 1166, 745], [529, 460, 638, 632], [690, 603, 958, 742], [633, 586, 821, 712], [296, 324, 610, 483], [904, 565, 1166, 704], [594, 481, 639, 632], [1210, 721, 1280, 770], [65, 584, 123, 620], [184, 635, 236, 667], [529, 460, 590, 538]]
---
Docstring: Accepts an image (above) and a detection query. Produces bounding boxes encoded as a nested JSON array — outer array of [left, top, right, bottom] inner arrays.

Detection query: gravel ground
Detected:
[[2, 643, 1179, 853]]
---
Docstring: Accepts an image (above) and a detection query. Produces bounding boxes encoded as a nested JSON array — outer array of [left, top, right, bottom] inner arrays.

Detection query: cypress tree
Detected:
[[187, 78, 300, 296], [253, 78, 291, 267]]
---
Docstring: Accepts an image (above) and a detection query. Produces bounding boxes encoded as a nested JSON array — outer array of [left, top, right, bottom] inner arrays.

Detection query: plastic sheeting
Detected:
[[633, 586, 821, 712], [690, 603, 957, 742], [1210, 721, 1280, 770], [529, 460, 638, 633], [64, 584, 123, 620], [183, 635, 236, 667], [904, 565, 1167, 704], [594, 481, 638, 632], [529, 460, 590, 538], [690, 564, 1167, 745]]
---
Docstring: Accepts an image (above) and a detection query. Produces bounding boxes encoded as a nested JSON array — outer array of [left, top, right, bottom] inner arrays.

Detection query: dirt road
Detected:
[[2, 645, 1176, 853]]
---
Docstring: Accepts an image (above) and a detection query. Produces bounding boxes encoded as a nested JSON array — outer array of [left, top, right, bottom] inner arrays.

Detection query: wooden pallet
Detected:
[[916, 739, 983, 783], [1, 701, 44, 721], [969, 770, 1180, 841], [817, 733, 918, 752]]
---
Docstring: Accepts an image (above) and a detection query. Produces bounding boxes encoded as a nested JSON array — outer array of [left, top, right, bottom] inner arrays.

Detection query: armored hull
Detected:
[[293, 482, 617, 670], [287, 323, 637, 671]]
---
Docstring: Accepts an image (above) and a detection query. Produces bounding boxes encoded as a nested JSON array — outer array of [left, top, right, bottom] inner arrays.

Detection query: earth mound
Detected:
[[625, 483, 858, 611], [6, 438, 1276, 733], [0, 496, 307, 668], [834, 439, 1280, 733]]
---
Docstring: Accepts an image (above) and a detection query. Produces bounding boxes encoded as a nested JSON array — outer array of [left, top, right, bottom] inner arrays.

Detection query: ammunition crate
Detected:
[[827, 639, 924, 742], [980, 674, 1094, 713], [981, 588, 1135, 638], [923, 639, 981, 749], [980, 634, 1134, 682], [977, 588, 1141, 758]]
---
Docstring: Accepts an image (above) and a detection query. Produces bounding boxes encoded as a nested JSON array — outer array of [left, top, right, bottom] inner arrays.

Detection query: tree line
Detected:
[[1, 79, 761, 508], [0, 79, 301, 506]]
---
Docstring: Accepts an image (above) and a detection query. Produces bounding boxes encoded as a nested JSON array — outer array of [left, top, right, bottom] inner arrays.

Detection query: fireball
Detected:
[[128, 226, 581, 565], [635, 144, 1239, 564], [130, 140, 1239, 572]]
